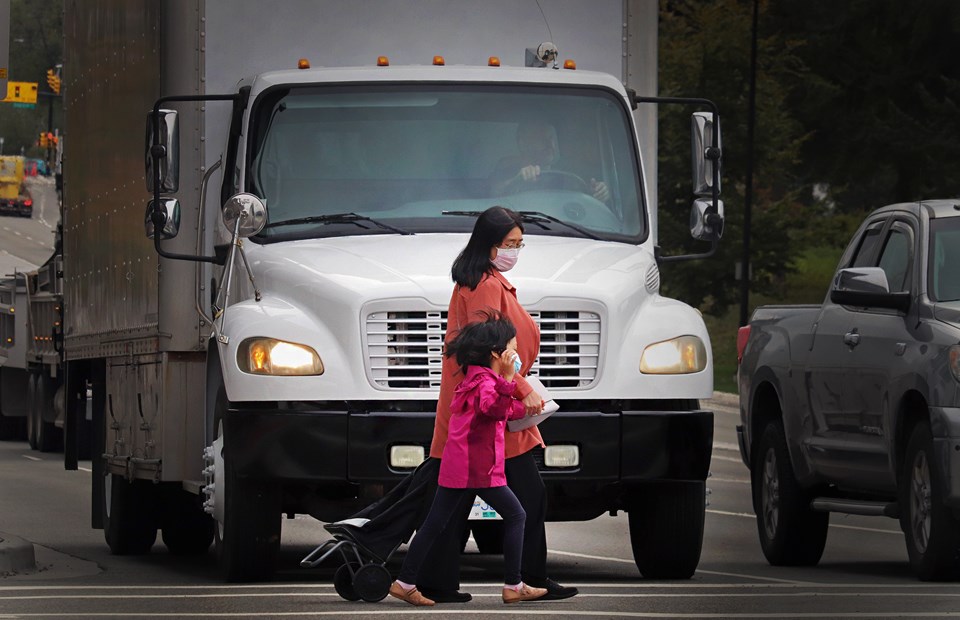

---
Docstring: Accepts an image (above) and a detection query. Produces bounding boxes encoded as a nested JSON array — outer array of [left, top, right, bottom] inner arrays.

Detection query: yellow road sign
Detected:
[[1, 81, 38, 104]]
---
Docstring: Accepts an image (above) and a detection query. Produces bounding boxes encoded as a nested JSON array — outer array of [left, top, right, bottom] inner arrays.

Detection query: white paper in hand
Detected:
[[507, 375, 558, 432]]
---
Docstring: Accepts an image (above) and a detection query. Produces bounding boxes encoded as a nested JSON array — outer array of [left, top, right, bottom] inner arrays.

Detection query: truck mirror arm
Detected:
[[150, 94, 244, 265], [632, 95, 722, 265]]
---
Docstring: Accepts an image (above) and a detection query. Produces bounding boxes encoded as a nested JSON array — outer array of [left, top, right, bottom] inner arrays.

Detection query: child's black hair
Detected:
[[445, 310, 517, 374]]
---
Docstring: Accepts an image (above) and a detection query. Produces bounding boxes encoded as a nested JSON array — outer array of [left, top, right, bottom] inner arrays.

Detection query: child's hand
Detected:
[[501, 350, 519, 382]]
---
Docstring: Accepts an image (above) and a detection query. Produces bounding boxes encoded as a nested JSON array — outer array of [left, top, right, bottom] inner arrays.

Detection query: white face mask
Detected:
[[491, 247, 520, 271]]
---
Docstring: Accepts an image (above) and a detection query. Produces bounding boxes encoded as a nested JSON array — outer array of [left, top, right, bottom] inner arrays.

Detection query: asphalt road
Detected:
[[2, 395, 958, 618]]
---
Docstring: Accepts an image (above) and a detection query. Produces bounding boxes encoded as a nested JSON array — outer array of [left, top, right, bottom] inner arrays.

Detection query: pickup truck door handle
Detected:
[[843, 331, 861, 347]]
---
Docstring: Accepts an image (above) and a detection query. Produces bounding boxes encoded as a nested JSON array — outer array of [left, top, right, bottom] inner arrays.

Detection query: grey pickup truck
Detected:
[[737, 200, 960, 581]]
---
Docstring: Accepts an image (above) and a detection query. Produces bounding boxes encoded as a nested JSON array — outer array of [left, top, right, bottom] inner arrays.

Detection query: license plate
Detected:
[[467, 496, 501, 520]]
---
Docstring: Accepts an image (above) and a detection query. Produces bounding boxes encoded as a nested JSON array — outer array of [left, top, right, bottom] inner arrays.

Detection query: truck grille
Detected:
[[365, 309, 601, 390]]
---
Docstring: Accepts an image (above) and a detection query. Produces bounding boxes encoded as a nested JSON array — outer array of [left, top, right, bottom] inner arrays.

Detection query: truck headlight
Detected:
[[640, 335, 707, 374], [949, 345, 960, 382], [237, 338, 324, 376]]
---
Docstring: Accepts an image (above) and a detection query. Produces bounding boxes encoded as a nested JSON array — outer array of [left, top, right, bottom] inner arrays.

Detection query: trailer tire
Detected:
[[213, 387, 281, 582], [161, 486, 215, 556], [627, 481, 705, 579], [899, 421, 960, 580], [752, 421, 828, 566], [103, 473, 158, 555], [29, 370, 61, 452]]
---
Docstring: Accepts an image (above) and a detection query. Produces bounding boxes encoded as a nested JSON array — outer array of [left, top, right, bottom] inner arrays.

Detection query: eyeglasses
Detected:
[[498, 241, 525, 250]]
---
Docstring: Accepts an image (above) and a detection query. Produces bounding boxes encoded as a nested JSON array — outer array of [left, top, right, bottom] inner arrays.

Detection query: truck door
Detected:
[[805, 217, 897, 488]]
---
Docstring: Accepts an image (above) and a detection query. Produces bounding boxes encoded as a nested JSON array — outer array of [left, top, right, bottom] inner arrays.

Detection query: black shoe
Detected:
[[417, 588, 472, 603], [527, 578, 578, 601]]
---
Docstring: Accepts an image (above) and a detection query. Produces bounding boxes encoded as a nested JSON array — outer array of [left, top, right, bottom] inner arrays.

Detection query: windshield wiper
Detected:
[[442, 210, 600, 240], [263, 212, 414, 235]]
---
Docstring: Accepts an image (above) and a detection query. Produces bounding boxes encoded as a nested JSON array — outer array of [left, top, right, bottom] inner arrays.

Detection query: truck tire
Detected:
[[751, 422, 828, 566], [899, 421, 960, 580], [627, 480, 705, 578], [26, 372, 38, 449], [103, 473, 158, 555], [213, 388, 281, 582], [28, 370, 61, 452], [161, 486, 215, 556]]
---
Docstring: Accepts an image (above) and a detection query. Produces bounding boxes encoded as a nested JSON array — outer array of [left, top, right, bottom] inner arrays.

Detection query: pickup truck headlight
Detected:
[[237, 338, 324, 376], [949, 345, 960, 382], [640, 335, 707, 374]]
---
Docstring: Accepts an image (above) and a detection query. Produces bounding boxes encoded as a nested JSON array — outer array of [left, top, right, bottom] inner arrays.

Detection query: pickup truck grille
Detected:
[[365, 309, 601, 390]]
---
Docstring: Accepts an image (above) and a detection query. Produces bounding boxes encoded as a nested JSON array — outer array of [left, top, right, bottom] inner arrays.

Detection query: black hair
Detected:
[[444, 310, 517, 375], [451, 206, 524, 290]]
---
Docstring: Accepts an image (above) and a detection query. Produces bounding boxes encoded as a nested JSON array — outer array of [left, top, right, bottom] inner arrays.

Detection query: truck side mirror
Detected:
[[690, 199, 724, 241], [145, 109, 180, 193], [691, 111, 721, 197], [144, 198, 181, 240], [830, 267, 911, 311], [222, 193, 267, 238]]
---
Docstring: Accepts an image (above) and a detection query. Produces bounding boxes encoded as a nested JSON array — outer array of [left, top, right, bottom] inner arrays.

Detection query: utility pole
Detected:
[[739, 0, 759, 327]]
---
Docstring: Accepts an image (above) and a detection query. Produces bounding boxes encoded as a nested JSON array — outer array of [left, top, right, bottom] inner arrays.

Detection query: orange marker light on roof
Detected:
[[488, 56, 501, 67], [377, 56, 390, 66], [563, 59, 577, 70], [297, 58, 311, 69], [433, 56, 445, 66]]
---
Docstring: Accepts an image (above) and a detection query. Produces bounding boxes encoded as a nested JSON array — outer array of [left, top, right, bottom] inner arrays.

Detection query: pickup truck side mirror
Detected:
[[830, 267, 911, 311]]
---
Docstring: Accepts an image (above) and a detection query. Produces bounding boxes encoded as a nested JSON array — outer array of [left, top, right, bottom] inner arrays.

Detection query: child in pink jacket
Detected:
[[389, 313, 548, 606]]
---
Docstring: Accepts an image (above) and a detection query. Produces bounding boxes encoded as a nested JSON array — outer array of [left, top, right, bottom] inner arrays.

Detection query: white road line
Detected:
[[2, 612, 960, 618], [714, 442, 740, 452], [20, 454, 41, 461], [77, 466, 91, 472], [709, 476, 749, 484], [711, 454, 743, 463]]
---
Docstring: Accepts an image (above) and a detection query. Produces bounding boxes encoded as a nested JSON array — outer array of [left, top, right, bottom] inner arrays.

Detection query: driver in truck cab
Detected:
[[490, 121, 610, 202]]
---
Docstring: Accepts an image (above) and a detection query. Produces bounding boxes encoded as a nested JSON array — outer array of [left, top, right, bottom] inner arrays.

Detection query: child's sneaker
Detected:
[[389, 582, 435, 606], [502, 583, 548, 603]]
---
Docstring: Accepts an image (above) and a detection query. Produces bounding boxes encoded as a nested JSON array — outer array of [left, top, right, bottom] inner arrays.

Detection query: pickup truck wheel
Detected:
[[103, 473, 158, 555], [899, 421, 960, 580], [161, 486, 214, 556], [627, 481, 705, 578], [213, 387, 281, 582], [752, 422, 828, 566]]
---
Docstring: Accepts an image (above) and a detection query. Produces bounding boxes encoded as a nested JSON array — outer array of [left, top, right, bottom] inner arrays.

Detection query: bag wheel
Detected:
[[334, 562, 361, 601], [353, 563, 392, 602]]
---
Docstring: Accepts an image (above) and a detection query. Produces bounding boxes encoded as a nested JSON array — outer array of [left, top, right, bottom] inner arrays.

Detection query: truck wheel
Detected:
[[161, 486, 214, 556], [471, 521, 504, 555], [27, 372, 38, 449], [213, 388, 281, 582], [103, 473, 158, 555], [30, 370, 62, 452], [627, 481, 705, 578], [752, 422, 828, 566], [899, 421, 960, 580]]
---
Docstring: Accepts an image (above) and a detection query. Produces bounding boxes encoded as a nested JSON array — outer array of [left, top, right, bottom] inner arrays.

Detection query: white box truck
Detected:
[[60, 0, 723, 582]]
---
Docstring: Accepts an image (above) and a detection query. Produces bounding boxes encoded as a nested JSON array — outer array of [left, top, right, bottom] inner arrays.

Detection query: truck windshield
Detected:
[[247, 84, 644, 243]]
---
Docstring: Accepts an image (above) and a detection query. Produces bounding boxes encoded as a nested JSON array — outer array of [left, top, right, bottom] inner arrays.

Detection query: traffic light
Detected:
[[46, 132, 55, 148], [39, 132, 48, 148], [46, 69, 61, 95]]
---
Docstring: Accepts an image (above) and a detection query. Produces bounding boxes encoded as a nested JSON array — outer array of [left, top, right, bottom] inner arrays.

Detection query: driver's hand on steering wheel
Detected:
[[516, 165, 542, 183], [591, 178, 610, 203]]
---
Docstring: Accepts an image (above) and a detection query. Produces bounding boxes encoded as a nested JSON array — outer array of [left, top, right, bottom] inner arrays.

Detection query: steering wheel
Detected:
[[536, 170, 590, 194]]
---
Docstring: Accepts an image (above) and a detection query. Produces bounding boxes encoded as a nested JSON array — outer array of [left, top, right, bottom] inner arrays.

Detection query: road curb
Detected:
[[0, 532, 36, 575], [711, 391, 738, 407]]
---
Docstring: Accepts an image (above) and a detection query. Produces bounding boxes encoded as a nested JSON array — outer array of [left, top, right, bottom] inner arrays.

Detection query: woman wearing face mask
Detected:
[[414, 205, 579, 604]]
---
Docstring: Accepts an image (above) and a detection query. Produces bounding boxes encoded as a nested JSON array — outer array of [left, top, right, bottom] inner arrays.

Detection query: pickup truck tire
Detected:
[[900, 421, 960, 580], [103, 473, 158, 555], [213, 387, 281, 582], [752, 422, 828, 566], [627, 481, 705, 578]]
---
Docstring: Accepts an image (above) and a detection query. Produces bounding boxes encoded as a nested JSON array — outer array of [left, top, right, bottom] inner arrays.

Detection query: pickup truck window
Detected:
[[876, 225, 913, 293], [850, 221, 885, 268], [928, 217, 960, 301]]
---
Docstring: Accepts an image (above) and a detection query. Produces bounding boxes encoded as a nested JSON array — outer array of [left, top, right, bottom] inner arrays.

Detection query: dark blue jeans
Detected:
[[397, 484, 526, 585]]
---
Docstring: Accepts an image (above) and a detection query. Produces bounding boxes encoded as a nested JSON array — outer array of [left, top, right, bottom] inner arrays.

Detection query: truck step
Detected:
[[810, 497, 899, 518]]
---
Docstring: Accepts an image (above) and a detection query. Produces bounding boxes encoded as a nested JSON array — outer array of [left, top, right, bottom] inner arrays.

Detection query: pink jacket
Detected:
[[437, 366, 527, 489]]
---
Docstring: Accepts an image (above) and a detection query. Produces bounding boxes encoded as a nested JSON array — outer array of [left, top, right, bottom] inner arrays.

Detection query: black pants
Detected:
[[397, 485, 525, 585], [344, 451, 549, 590]]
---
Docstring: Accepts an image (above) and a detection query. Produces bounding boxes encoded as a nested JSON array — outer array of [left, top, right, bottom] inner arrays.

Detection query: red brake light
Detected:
[[736, 326, 751, 364], [24, 199, 32, 207]]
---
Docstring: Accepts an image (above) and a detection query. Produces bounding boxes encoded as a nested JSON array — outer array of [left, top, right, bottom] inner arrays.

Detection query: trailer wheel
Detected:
[[103, 473, 158, 555], [899, 421, 960, 580], [161, 486, 214, 556], [213, 387, 281, 582], [752, 421, 828, 566], [627, 480, 705, 578]]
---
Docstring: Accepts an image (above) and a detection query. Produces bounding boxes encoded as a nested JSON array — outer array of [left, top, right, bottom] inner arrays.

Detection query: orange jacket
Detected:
[[429, 270, 545, 459]]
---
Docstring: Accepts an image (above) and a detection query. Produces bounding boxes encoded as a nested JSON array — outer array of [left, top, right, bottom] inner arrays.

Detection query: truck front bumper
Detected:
[[223, 403, 713, 519]]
